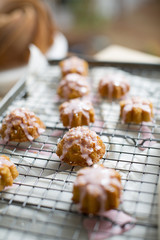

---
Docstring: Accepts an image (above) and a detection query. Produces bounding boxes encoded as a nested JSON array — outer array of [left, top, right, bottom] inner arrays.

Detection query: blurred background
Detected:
[[47, 0, 160, 57]]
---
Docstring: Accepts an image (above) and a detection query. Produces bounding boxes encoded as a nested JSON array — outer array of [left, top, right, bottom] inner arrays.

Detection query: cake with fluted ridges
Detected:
[[0, 155, 19, 191], [120, 96, 153, 123], [98, 73, 130, 99], [59, 98, 95, 127], [56, 127, 105, 167], [59, 56, 88, 76], [57, 73, 90, 99], [0, 108, 45, 142], [0, 0, 56, 69], [72, 164, 122, 214]]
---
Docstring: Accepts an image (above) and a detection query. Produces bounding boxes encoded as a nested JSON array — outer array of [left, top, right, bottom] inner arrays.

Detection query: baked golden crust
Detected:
[[120, 97, 153, 123], [56, 127, 105, 167], [72, 164, 122, 214], [59, 56, 88, 77], [0, 155, 19, 191], [98, 74, 130, 99], [0, 108, 45, 142], [57, 73, 90, 99], [0, 0, 55, 70], [59, 98, 95, 127]]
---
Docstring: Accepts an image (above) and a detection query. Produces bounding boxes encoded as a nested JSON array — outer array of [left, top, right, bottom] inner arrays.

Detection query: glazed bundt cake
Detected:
[[0, 0, 56, 69], [59, 56, 89, 77], [120, 96, 153, 124], [0, 108, 45, 142], [72, 164, 122, 214], [56, 127, 106, 167], [98, 73, 130, 99], [57, 73, 90, 99], [0, 155, 19, 191], [59, 98, 95, 128]]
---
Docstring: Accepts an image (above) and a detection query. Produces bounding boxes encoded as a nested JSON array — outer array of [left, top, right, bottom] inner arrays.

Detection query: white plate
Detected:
[[0, 32, 68, 97]]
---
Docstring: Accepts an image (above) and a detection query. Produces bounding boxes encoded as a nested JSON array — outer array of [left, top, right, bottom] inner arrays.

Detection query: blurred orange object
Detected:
[[0, 155, 19, 191], [0, 0, 56, 70]]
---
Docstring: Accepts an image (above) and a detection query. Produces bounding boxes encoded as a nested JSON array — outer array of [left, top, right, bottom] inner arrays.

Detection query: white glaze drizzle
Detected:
[[74, 164, 122, 213], [99, 74, 129, 99], [62, 57, 86, 74], [60, 127, 101, 166], [59, 73, 89, 99], [2, 108, 45, 142], [60, 99, 94, 127], [0, 156, 14, 168], [122, 97, 152, 122]]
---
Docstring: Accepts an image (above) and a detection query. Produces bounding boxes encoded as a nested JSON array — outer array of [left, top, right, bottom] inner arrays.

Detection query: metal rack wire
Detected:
[[0, 61, 160, 240]]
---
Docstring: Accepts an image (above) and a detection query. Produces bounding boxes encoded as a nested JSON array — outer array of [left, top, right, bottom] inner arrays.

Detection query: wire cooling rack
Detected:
[[0, 61, 160, 240]]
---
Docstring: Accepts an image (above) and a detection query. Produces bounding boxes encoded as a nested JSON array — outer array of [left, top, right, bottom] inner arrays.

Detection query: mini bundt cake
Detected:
[[120, 97, 153, 123], [0, 108, 45, 142], [72, 164, 122, 214], [98, 73, 130, 99], [57, 73, 90, 99], [0, 0, 56, 70], [59, 98, 95, 128], [0, 155, 19, 191], [56, 127, 105, 167], [59, 56, 88, 76]]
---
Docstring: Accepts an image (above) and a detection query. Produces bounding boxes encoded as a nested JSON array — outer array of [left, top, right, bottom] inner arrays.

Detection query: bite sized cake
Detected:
[[120, 97, 153, 124], [59, 56, 88, 76], [57, 73, 90, 99], [59, 98, 95, 128], [72, 164, 122, 214], [56, 127, 105, 167], [98, 73, 130, 99], [0, 155, 19, 191], [0, 108, 45, 142]]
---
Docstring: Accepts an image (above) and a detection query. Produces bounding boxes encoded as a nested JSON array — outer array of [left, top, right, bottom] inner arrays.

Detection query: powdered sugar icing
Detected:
[[2, 108, 45, 142], [59, 127, 102, 166], [99, 74, 130, 99], [62, 56, 86, 75], [0, 156, 14, 168], [58, 73, 89, 99], [74, 164, 122, 213], [60, 98, 94, 127], [121, 97, 152, 122]]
